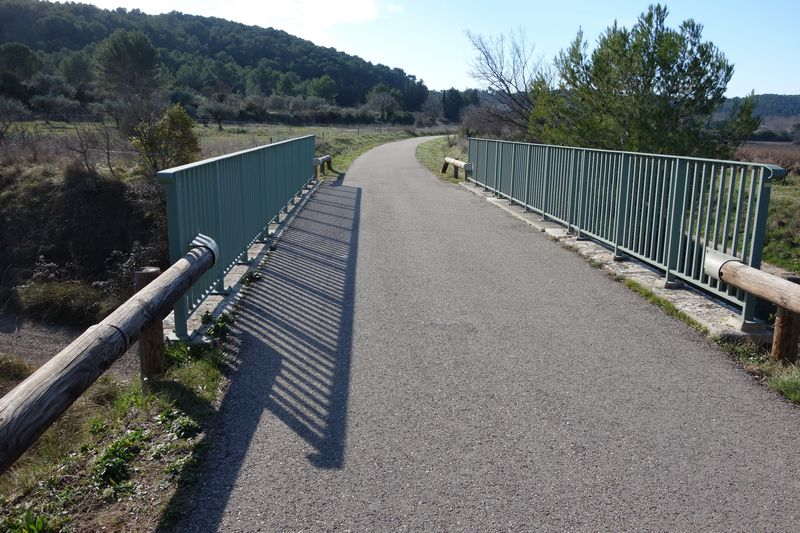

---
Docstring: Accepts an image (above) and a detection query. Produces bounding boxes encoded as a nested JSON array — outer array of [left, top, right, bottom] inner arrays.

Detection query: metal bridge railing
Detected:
[[467, 137, 786, 322], [158, 135, 316, 336]]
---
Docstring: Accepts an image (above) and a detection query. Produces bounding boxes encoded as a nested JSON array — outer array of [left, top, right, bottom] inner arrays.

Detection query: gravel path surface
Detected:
[[179, 137, 800, 532]]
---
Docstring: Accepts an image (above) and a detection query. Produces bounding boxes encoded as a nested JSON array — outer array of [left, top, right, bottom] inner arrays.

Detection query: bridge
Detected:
[[2, 136, 800, 530]]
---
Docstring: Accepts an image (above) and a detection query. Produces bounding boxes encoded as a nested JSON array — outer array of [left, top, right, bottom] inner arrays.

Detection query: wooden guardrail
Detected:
[[0, 234, 218, 474], [705, 248, 800, 361], [441, 157, 468, 180], [314, 154, 333, 178]]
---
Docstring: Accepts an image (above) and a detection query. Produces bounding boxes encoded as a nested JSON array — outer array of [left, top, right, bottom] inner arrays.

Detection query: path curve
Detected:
[[179, 137, 800, 531]]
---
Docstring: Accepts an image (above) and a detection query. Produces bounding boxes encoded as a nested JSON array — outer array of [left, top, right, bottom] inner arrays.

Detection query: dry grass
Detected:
[[735, 142, 800, 273], [736, 141, 800, 176]]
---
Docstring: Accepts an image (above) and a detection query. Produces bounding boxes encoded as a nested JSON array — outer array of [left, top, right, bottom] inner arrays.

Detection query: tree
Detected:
[[95, 30, 162, 134], [529, 5, 756, 158], [467, 30, 540, 133], [95, 30, 159, 98], [0, 42, 42, 81], [307, 75, 338, 103], [366, 84, 400, 121], [130, 104, 200, 174], [0, 96, 27, 142], [60, 52, 93, 88], [420, 92, 443, 123], [246, 62, 280, 96], [441, 88, 464, 122], [276, 72, 301, 96], [199, 96, 236, 130]]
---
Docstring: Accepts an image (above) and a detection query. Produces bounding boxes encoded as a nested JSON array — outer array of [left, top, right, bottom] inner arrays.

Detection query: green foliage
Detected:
[[764, 173, 800, 273], [719, 94, 800, 119], [768, 368, 800, 403], [0, 95, 27, 141], [94, 30, 159, 98], [130, 103, 200, 173], [307, 74, 338, 103], [206, 312, 235, 341], [529, 4, 757, 158], [441, 88, 465, 122], [92, 429, 145, 487], [2, 511, 54, 533], [0, 42, 41, 81], [0, 0, 426, 109], [59, 51, 93, 88]]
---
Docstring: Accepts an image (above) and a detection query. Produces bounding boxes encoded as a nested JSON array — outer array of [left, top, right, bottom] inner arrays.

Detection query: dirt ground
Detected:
[[0, 312, 140, 382]]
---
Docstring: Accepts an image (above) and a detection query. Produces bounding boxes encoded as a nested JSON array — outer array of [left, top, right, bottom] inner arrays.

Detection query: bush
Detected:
[[131, 104, 200, 173]]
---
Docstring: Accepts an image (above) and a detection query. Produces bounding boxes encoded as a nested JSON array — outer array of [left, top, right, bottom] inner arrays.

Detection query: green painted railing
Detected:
[[467, 138, 786, 322], [158, 135, 315, 336]]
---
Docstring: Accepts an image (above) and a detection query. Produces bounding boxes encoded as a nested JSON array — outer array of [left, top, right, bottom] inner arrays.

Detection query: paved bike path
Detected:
[[181, 137, 800, 531]]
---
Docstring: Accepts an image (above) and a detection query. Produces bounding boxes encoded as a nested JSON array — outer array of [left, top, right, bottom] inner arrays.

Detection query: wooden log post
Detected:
[[0, 236, 217, 474], [134, 267, 164, 384], [771, 275, 800, 363], [443, 157, 467, 180], [772, 307, 800, 362], [705, 248, 800, 363]]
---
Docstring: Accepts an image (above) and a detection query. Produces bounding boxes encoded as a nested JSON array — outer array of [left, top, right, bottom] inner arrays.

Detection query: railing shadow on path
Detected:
[[159, 174, 360, 532]]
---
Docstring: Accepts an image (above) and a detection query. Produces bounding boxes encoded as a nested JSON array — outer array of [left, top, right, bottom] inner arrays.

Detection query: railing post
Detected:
[[543, 145, 551, 221], [510, 143, 517, 201], [524, 144, 531, 211], [613, 154, 630, 261], [575, 150, 589, 240], [161, 173, 189, 338], [134, 267, 165, 386], [742, 168, 772, 323], [664, 159, 687, 288], [771, 276, 800, 361]]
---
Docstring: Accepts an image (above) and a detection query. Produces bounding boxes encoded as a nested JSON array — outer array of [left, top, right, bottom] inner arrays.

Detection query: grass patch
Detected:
[[621, 278, 709, 334], [415, 135, 468, 183], [0, 336, 230, 532], [714, 338, 800, 404], [14, 281, 121, 326], [194, 123, 416, 175], [763, 172, 800, 274]]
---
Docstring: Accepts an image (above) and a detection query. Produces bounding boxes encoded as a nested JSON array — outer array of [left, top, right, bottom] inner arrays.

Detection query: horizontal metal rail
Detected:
[[0, 235, 217, 473], [159, 136, 316, 336], [467, 138, 786, 323]]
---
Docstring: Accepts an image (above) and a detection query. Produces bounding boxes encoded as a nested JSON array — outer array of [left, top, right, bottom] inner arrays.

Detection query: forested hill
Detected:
[[0, 0, 428, 109], [719, 94, 800, 118]]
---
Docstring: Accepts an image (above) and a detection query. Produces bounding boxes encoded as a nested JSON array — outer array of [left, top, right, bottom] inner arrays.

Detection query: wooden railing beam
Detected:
[[0, 237, 216, 473]]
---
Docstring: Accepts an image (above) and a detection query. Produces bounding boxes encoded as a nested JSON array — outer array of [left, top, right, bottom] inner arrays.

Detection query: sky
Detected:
[[56, 0, 800, 96]]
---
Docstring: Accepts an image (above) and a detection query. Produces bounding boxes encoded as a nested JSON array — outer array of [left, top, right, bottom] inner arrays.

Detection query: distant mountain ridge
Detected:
[[720, 94, 800, 119], [0, 0, 428, 109]]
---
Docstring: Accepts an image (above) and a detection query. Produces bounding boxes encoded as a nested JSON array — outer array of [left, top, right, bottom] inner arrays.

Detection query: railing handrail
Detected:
[[158, 135, 316, 337], [467, 137, 787, 179], [158, 135, 315, 176], [0, 235, 218, 474], [467, 137, 786, 323]]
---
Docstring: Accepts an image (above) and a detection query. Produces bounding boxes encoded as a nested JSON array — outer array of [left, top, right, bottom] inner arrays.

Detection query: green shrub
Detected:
[[93, 430, 144, 487], [131, 104, 200, 174]]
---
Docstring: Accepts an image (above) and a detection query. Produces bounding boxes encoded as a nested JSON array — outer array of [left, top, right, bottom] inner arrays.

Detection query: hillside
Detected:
[[720, 94, 800, 118], [0, 0, 428, 111]]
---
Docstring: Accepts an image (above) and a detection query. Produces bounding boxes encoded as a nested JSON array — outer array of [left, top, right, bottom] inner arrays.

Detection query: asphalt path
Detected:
[[178, 137, 800, 532]]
